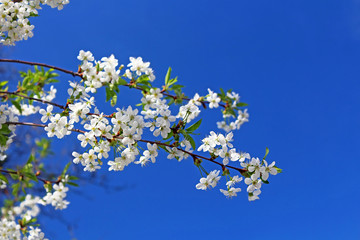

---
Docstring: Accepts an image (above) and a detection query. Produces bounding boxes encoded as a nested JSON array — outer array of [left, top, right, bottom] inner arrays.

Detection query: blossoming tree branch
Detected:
[[0, 0, 281, 239]]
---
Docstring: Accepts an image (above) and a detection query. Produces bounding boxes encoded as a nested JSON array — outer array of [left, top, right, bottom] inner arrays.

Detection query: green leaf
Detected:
[[186, 119, 202, 133], [62, 161, 71, 177], [44, 182, 52, 192], [168, 77, 178, 86], [220, 88, 225, 97], [0, 134, 7, 146], [165, 67, 172, 85], [187, 135, 196, 150], [67, 182, 79, 187], [105, 87, 114, 102], [0, 125, 11, 135], [180, 130, 196, 149], [111, 94, 117, 107], [0, 173, 8, 184], [11, 100, 22, 114], [12, 182, 20, 197], [68, 176, 79, 181], [47, 78, 59, 83], [7, 169, 18, 180], [26, 218, 38, 225], [274, 166, 282, 173], [117, 77, 127, 86], [236, 102, 248, 107], [29, 12, 38, 17], [23, 172, 38, 182], [137, 75, 150, 83], [240, 171, 251, 178], [170, 84, 184, 90], [261, 177, 269, 184], [27, 154, 35, 164], [0, 81, 8, 87], [263, 147, 269, 160], [163, 131, 173, 140]]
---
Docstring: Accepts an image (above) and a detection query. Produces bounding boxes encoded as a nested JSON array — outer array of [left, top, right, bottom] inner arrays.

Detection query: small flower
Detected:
[[39, 105, 53, 123], [220, 187, 241, 198]]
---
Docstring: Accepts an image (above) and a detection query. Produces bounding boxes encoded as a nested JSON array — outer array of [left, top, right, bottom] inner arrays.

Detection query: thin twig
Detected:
[[0, 91, 66, 109], [0, 59, 81, 77], [0, 169, 61, 184]]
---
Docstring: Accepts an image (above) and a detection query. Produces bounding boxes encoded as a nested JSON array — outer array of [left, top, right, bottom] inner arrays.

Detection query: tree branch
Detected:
[[0, 58, 228, 109], [0, 91, 66, 109], [0, 59, 81, 77], [5, 121, 246, 174], [0, 169, 61, 184]]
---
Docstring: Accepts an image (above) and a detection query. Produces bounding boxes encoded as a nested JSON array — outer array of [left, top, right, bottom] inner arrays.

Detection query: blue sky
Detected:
[[7, 0, 360, 239]]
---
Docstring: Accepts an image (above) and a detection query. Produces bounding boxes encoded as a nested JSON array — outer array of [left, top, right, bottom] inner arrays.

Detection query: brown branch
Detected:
[[137, 138, 246, 173], [0, 59, 81, 77], [0, 58, 229, 109], [6, 121, 86, 134], [125, 83, 227, 108], [0, 169, 61, 184], [5, 121, 245, 174], [1, 92, 114, 118], [0, 91, 66, 109]]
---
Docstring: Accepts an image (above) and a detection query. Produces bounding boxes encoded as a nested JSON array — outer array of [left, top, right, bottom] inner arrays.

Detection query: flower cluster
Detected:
[[0, 0, 69, 45], [43, 112, 73, 139], [1, 194, 48, 239], [0, 218, 47, 240], [9, 86, 57, 117], [23, 226, 48, 240], [40, 182, 70, 210], [220, 175, 243, 198], [126, 56, 155, 81], [198, 131, 239, 165], [196, 130, 280, 201], [217, 108, 249, 132], [0, 218, 21, 239], [12, 194, 40, 221], [195, 170, 221, 190], [241, 158, 278, 201], [78, 51, 122, 93], [177, 93, 201, 123]]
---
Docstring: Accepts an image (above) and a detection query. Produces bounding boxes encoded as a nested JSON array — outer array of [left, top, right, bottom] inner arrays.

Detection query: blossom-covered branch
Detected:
[[0, 1, 281, 238], [5, 121, 248, 174]]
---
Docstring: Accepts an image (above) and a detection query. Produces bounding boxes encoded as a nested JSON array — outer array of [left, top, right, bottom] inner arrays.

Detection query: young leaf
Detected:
[[11, 100, 22, 114], [111, 94, 118, 107], [67, 182, 79, 187], [237, 102, 248, 107], [187, 135, 196, 150], [186, 119, 202, 133], [117, 77, 127, 86], [263, 147, 269, 160], [165, 67, 172, 85], [0, 173, 8, 184], [105, 87, 113, 102], [62, 161, 71, 177], [163, 131, 174, 140], [23, 172, 38, 182], [12, 182, 20, 197], [27, 154, 35, 164], [0, 81, 8, 88]]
